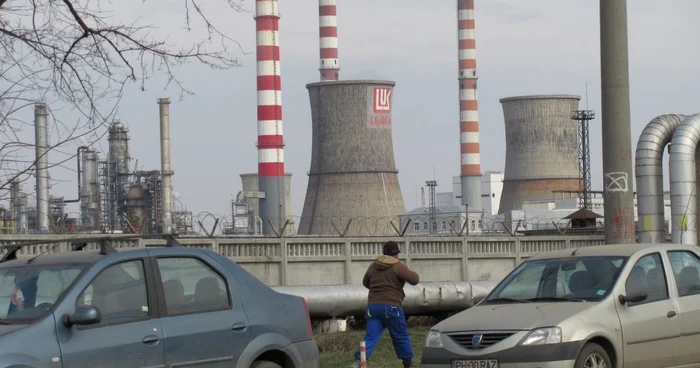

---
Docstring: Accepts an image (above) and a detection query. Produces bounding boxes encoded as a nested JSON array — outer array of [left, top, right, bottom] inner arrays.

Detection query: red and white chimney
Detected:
[[318, 0, 340, 81], [458, 0, 482, 210], [255, 0, 287, 234]]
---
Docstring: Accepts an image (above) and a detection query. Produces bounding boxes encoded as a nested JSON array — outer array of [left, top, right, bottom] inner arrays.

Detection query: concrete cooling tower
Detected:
[[498, 95, 581, 213], [298, 80, 406, 236]]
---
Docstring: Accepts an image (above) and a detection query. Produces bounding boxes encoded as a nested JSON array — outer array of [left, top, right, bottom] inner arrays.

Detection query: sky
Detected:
[[9, 0, 700, 228]]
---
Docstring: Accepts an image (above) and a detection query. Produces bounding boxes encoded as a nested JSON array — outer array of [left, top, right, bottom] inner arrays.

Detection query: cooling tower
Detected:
[[498, 95, 581, 213], [298, 80, 406, 236]]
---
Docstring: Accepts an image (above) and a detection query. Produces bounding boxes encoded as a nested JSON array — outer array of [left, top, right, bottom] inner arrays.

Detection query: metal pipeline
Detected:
[[669, 113, 700, 244], [64, 146, 89, 204], [635, 114, 687, 243], [272, 281, 500, 318]]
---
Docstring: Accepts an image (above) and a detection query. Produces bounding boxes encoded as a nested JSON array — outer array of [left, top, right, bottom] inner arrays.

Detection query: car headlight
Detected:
[[425, 330, 444, 348], [519, 327, 562, 346]]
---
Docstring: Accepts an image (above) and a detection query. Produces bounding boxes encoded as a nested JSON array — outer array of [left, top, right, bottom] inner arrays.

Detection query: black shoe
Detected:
[[402, 358, 415, 368]]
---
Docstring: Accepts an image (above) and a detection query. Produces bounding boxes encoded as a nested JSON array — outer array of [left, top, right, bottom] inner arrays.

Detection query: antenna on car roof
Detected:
[[98, 239, 117, 255], [571, 246, 582, 256], [164, 235, 183, 248], [0, 245, 21, 263]]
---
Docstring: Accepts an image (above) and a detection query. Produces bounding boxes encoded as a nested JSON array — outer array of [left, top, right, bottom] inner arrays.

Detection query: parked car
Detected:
[[0, 241, 319, 368], [421, 242, 700, 368]]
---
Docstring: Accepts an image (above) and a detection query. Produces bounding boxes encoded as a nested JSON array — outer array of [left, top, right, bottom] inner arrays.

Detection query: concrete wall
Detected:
[[0, 234, 605, 286], [499, 95, 581, 212], [298, 80, 406, 236]]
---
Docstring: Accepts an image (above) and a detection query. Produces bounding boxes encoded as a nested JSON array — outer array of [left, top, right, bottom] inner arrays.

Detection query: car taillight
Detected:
[[302, 297, 313, 339]]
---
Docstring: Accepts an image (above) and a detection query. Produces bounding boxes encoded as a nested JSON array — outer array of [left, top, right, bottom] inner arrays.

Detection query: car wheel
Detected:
[[251, 361, 283, 368], [574, 342, 612, 368]]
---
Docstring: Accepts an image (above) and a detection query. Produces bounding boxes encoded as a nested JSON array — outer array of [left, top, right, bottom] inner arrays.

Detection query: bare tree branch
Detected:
[[0, 0, 245, 191]]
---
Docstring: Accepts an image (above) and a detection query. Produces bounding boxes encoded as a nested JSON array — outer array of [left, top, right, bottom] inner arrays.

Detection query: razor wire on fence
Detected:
[[193, 211, 608, 238]]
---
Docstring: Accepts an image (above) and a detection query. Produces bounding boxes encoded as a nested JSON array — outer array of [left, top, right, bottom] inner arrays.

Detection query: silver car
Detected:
[[421, 242, 700, 368]]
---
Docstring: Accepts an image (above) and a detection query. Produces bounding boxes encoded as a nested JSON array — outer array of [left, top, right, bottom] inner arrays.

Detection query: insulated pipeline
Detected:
[[273, 281, 500, 318]]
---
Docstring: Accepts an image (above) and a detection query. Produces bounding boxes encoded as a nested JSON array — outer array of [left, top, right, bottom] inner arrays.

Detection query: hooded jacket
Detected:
[[362, 255, 420, 306]]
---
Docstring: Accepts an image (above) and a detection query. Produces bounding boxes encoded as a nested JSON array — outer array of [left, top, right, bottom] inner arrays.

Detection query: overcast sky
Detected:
[[16, 0, 700, 226]]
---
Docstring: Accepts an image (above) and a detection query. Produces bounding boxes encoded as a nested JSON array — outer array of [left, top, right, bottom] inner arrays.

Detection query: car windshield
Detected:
[[485, 256, 628, 303], [0, 264, 85, 322]]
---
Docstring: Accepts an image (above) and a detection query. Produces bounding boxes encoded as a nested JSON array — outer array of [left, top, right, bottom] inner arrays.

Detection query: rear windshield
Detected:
[[485, 256, 628, 303], [0, 264, 85, 322]]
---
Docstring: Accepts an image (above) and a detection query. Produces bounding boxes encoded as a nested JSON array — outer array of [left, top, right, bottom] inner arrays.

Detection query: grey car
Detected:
[[0, 241, 319, 367], [422, 242, 700, 368]]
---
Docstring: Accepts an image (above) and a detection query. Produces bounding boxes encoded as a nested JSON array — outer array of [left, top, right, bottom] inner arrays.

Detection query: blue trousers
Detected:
[[354, 304, 413, 361]]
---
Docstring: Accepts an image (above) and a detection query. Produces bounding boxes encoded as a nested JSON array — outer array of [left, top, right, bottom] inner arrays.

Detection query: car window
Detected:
[[156, 257, 230, 315], [668, 251, 700, 297], [486, 256, 626, 302], [0, 265, 83, 321], [625, 253, 669, 306], [77, 260, 149, 323]]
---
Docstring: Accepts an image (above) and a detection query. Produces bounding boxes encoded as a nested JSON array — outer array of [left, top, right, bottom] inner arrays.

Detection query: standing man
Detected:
[[352, 241, 420, 368]]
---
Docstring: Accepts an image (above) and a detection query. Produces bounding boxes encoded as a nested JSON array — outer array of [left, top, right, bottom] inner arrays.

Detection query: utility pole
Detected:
[[600, 0, 635, 244]]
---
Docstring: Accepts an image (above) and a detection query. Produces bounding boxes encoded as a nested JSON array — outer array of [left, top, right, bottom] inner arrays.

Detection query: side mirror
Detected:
[[472, 294, 487, 306], [618, 292, 647, 305], [62, 306, 101, 327]]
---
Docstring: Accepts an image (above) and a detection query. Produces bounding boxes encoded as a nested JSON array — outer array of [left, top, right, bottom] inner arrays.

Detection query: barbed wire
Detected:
[[188, 212, 618, 238]]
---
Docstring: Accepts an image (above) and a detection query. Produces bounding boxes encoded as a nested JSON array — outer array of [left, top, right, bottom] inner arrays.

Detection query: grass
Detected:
[[317, 326, 431, 368]]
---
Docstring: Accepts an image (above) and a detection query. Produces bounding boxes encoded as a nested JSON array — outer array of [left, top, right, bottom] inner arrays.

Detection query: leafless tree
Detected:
[[0, 0, 246, 195]]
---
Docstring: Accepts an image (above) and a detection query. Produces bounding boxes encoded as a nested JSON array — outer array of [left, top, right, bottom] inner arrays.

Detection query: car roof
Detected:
[[527, 242, 698, 260], [0, 246, 156, 267]]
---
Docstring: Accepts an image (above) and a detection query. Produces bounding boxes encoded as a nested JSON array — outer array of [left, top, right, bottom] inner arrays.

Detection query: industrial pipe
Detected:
[[635, 114, 687, 243], [158, 98, 173, 234], [272, 281, 500, 318], [34, 102, 49, 232], [670, 113, 700, 244], [64, 146, 89, 204]]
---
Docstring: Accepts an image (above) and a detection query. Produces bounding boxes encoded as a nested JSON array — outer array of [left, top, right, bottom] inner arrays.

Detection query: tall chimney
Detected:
[[457, 0, 482, 211], [255, 0, 287, 235], [318, 0, 340, 81], [158, 98, 173, 234], [34, 102, 49, 231]]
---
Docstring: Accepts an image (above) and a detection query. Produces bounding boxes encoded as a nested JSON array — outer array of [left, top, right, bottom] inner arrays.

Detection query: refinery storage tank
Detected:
[[498, 95, 581, 213], [298, 80, 406, 236]]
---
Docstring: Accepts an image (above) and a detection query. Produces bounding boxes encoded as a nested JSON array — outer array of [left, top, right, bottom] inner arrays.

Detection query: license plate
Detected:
[[451, 360, 498, 368]]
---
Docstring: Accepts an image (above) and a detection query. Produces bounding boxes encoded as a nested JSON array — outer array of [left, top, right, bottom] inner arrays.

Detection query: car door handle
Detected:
[[232, 323, 248, 332], [667, 310, 677, 318], [142, 335, 160, 344]]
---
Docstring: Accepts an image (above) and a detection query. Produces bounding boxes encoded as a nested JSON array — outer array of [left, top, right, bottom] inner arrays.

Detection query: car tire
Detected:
[[574, 342, 612, 368], [251, 361, 283, 368]]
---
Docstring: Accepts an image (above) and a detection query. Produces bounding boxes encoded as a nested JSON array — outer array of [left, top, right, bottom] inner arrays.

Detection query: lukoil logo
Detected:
[[373, 87, 392, 113]]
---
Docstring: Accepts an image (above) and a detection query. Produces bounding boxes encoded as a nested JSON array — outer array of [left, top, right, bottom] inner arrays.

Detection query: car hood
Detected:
[[434, 302, 597, 333], [0, 323, 27, 336]]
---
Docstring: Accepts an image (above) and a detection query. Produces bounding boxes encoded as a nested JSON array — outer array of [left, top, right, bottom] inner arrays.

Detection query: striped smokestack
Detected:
[[255, 0, 287, 235], [318, 0, 339, 81], [457, 0, 482, 210]]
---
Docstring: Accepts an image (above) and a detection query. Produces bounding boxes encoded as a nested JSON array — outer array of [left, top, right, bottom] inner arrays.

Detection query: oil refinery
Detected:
[[0, 0, 692, 245]]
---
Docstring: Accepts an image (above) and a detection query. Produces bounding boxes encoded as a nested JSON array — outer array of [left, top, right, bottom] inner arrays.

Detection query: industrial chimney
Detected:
[[255, 0, 287, 235], [318, 0, 340, 81], [34, 102, 49, 231], [457, 0, 482, 211], [80, 149, 100, 229], [498, 95, 581, 212], [158, 98, 173, 234], [298, 80, 406, 236]]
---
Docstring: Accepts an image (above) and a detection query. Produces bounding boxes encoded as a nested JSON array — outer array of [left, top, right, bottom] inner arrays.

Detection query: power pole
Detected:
[[426, 181, 437, 234]]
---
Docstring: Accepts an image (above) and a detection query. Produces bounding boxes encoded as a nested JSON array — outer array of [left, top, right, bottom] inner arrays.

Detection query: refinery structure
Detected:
[[0, 0, 688, 244]]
